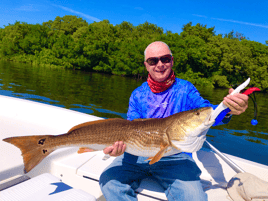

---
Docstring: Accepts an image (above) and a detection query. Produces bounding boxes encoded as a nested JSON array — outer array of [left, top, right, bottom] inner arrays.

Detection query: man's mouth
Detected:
[[155, 69, 166, 73]]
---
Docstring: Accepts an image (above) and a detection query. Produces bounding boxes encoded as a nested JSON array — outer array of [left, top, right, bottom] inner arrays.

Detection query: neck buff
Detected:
[[147, 70, 175, 93]]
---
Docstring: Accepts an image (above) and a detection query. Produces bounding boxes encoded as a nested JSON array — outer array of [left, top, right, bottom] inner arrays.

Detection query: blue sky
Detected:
[[0, 0, 267, 44]]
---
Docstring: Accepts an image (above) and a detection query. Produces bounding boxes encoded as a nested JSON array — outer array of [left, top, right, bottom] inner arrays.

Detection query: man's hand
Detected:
[[103, 141, 126, 157], [223, 88, 248, 115]]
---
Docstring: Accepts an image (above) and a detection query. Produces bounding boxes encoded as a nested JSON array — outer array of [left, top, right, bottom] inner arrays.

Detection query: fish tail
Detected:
[[3, 135, 55, 173]]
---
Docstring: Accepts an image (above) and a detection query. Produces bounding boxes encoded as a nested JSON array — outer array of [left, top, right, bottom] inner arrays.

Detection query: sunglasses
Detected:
[[146, 54, 172, 66]]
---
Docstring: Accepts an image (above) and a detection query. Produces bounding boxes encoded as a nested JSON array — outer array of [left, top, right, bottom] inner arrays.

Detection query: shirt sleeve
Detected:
[[127, 91, 142, 121], [186, 82, 232, 126], [186, 82, 216, 110]]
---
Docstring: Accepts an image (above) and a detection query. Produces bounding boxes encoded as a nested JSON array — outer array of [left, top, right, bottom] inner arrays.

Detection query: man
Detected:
[[99, 41, 248, 200]]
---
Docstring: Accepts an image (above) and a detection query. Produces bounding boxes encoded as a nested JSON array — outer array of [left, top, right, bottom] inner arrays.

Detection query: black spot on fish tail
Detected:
[[38, 138, 46, 145], [3, 135, 55, 173]]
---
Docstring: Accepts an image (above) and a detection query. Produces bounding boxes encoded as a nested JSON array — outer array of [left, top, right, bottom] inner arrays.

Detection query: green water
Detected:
[[0, 61, 267, 165]]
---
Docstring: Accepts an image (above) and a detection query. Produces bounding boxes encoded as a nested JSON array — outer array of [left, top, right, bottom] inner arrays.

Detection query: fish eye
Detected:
[[193, 109, 200, 115]]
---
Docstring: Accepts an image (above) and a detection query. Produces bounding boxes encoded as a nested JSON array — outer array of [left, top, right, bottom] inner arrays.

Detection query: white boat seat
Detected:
[[0, 173, 96, 201]]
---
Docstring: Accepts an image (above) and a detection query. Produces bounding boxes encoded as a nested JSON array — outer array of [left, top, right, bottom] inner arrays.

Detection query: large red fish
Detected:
[[3, 107, 214, 173]]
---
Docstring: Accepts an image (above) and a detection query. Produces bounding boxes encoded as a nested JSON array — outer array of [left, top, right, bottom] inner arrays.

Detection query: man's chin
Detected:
[[154, 72, 169, 82], [153, 76, 167, 82]]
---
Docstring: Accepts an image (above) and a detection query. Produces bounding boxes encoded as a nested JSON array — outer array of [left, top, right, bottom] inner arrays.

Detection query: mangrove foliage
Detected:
[[0, 15, 267, 90]]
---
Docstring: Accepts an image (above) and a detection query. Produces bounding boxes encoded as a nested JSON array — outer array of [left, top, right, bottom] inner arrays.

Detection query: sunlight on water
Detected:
[[0, 60, 267, 165]]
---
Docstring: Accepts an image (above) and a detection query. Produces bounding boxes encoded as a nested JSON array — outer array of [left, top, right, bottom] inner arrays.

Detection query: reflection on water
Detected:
[[0, 60, 141, 119], [0, 60, 267, 165]]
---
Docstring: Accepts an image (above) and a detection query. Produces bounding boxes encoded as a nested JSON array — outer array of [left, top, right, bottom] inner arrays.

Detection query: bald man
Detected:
[[99, 41, 248, 201]]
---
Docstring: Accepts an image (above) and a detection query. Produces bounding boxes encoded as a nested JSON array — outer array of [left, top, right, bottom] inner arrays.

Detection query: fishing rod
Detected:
[[208, 78, 261, 173], [205, 140, 245, 173], [211, 78, 261, 126]]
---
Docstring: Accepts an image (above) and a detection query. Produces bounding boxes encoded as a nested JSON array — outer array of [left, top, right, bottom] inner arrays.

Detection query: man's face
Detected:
[[144, 42, 173, 82]]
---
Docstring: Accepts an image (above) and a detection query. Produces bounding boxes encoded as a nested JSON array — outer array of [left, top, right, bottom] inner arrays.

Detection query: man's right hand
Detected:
[[103, 141, 126, 157]]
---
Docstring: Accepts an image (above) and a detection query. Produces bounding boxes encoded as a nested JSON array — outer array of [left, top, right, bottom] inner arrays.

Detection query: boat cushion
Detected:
[[0, 173, 96, 201], [227, 172, 268, 201]]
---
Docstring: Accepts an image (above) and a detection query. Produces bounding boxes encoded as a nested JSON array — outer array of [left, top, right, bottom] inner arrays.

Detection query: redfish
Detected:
[[3, 107, 214, 173]]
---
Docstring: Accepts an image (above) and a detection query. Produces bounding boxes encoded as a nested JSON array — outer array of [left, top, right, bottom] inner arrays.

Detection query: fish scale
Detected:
[[3, 107, 214, 173]]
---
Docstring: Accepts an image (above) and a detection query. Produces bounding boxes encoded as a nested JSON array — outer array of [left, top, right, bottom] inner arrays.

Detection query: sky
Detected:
[[0, 0, 267, 44]]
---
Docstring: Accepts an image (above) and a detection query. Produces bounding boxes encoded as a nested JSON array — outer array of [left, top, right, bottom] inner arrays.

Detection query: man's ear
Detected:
[[144, 61, 149, 71]]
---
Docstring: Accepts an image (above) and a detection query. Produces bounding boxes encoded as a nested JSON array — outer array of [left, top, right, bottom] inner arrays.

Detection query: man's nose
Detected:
[[156, 60, 164, 68]]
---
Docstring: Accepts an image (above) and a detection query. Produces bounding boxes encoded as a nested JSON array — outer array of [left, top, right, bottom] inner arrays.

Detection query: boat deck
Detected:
[[1, 95, 268, 201]]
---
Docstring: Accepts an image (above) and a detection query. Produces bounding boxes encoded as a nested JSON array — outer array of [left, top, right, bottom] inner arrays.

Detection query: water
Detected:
[[0, 61, 267, 165]]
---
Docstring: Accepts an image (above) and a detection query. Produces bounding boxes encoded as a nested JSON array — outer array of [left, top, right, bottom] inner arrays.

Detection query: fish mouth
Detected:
[[204, 110, 215, 126]]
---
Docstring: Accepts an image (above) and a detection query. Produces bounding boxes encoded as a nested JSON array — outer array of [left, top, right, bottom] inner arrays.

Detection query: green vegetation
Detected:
[[0, 15, 268, 90]]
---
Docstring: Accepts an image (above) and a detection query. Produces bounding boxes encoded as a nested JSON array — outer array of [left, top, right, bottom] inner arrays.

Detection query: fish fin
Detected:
[[149, 143, 169, 165], [68, 118, 122, 133], [145, 157, 153, 161], [170, 141, 180, 150], [77, 147, 96, 154], [3, 135, 55, 173], [163, 130, 180, 150]]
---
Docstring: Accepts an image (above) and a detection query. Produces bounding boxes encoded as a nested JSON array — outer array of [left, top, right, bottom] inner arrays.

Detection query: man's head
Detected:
[[144, 41, 173, 82]]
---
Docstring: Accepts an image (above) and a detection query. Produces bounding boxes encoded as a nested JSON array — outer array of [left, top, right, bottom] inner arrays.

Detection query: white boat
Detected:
[[0, 95, 268, 201]]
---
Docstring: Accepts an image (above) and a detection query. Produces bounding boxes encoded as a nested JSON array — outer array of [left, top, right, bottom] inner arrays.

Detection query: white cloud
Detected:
[[193, 14, 268, 29], [53, 4, 101, 22], [211, 17, 268, 29], [192, 14, 207, 18]]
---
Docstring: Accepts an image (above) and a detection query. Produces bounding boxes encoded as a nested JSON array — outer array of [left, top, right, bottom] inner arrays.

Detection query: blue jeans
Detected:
[[99, 153, 207, 201]]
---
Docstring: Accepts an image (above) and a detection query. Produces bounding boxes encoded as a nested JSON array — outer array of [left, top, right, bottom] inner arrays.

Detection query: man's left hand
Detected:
[[223, 88, 248, 115]]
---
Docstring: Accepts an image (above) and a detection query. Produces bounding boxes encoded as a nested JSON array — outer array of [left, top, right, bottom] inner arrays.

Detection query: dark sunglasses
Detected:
[[146, 54, 172, 66]]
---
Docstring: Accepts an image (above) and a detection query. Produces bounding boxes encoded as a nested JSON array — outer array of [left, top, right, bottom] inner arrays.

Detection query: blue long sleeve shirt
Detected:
[[127, 78, 217, 121]]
